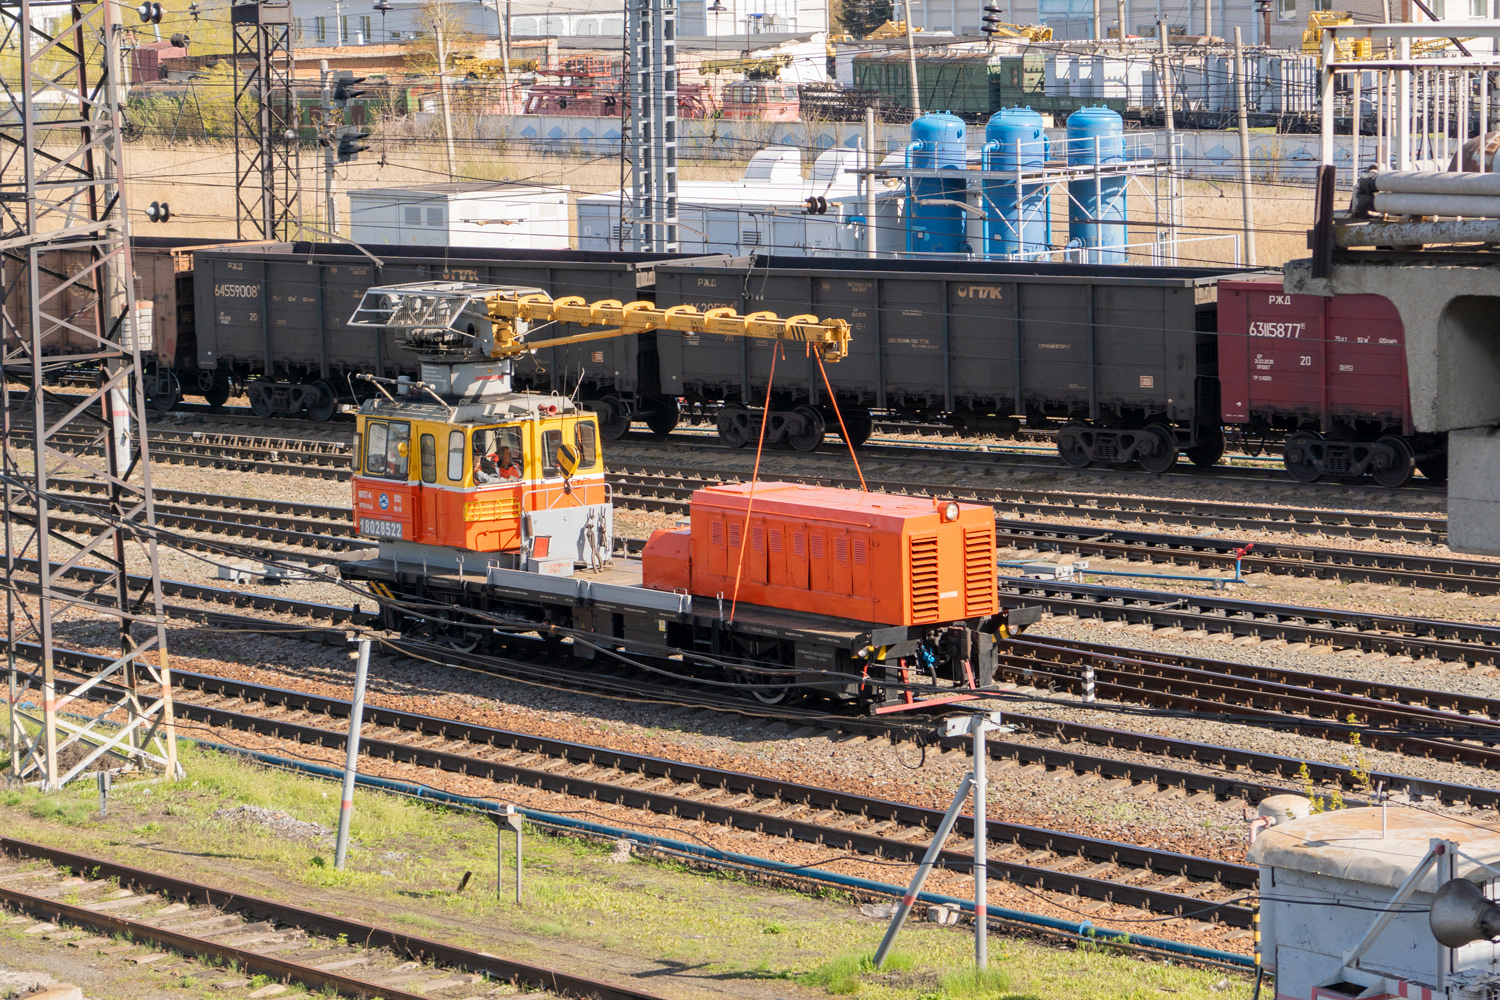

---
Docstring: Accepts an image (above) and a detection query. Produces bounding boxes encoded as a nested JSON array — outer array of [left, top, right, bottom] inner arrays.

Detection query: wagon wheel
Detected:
[[717, 404, 753, 448], [838, 408, 874, 447], [1136, 424, 1179, 475], [1056, 421, 1091, 469], [1186, 425, 1225, 468], [642, 397, 679, 438], [1371, 435, 1415, 489], [785, 405, 826, 453], [305, 380, 338, 422], [1282, 432, 1323, 483]]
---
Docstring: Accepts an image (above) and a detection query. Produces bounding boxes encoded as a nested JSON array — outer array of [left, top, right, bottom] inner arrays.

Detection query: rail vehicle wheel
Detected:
[[305, 381, 338, 422], [1056, 421, 1092, 469], [1137, 424, 1179, 475], [785, 405, 826, 453], [1186, 426, 1225, 468], [643, 397, 679, 438], [246, 379, 275, 419], [202, 378, 232, 409], [146, 369, 181, 413], [1371, 435, 1416, 489], [1282, 432, 1323, 483], [837, 409, 874, 447], [595, 395, 632, 440], [717, 404, 753, 448], [1417, 450, 1448, 485]]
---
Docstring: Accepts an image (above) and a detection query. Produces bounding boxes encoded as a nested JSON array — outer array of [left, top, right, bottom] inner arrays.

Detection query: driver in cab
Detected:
[[475, 443, 522, 484]]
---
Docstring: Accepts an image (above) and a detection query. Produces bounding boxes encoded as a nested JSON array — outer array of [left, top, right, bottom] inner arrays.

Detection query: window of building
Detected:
[[1277, 0, 1297, 21], [315, 15, 326, 40], [404, 206, 422, 225], [340, 15, 349, 41], [426, 206, 446, 226], [1472, 0, 1487, 16], [359, 15, 372, 39]]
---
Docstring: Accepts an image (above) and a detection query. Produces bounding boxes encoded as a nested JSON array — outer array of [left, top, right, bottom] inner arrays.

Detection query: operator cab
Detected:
[[352, 394, 610, 577]]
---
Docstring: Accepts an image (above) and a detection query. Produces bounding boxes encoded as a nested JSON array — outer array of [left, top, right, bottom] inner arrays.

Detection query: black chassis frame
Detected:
[[341, 557, 1030, 708]]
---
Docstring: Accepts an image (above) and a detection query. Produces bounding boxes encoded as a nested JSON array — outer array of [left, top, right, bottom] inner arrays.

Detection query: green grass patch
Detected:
[[0, 738, 1252, 999]]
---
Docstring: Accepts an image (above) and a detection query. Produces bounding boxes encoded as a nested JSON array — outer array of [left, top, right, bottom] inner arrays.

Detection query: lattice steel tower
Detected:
[[233, 0, 301, 240], [628, 0, 678, 252], [0, 0, 179, 788]]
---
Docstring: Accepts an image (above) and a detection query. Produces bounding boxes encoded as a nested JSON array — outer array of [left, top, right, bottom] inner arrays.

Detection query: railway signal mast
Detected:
[[0, 0, 179, 788]]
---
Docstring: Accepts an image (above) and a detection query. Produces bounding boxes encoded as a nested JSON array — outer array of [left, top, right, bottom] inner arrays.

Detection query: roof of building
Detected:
[[1246, 807, 1500, 892]]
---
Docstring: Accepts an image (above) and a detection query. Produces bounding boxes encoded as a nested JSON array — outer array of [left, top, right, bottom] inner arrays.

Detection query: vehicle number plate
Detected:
[[359, 518, 403, 539]]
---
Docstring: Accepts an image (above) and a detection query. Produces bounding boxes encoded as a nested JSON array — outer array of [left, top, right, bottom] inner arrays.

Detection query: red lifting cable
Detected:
[[815, 350, 867, 493], [728, 342, 780, 622]]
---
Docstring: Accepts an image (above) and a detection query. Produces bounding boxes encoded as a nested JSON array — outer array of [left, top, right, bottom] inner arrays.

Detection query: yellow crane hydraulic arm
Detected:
[[486, 292, 853, 363]]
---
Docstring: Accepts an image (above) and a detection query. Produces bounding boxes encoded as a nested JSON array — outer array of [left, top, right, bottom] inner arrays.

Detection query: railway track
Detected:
[[607, 473, 1486, 593], [998, 636, 1500, 768], [11, 557, 1500, 814], [610, 466, 1448, 545], [11, 415, 1446, 494], [23, 643, 1258, 931], [1004, 577, 1500, 663], [0, 838, 665, 1000]]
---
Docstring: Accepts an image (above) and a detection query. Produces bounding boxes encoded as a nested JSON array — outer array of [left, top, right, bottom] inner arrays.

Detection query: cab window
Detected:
[[420, 433, 436, 483], [542, 428, 564, 477], [574, 419, 597, 469], [473, 425, 524, 483], [364, 420, 411, 480], [447, 430, 465, 482], [353, 433, 362, 473]]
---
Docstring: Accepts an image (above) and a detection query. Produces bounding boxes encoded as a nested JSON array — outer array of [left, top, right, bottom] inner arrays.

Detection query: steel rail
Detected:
[[610, 467, 1448, 545], [1001, 577, 1500, 663], [0, 838, 675, 1000], [994, 646, 1500, 768], [21, 645, 1257, 926]]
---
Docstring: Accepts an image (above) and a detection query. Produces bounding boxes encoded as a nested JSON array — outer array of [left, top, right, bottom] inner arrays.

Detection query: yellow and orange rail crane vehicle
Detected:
[[346, 283, 851, 576]]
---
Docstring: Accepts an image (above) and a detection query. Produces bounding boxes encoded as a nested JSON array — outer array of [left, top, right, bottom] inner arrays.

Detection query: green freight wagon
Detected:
[[851, 52, 998, 119]]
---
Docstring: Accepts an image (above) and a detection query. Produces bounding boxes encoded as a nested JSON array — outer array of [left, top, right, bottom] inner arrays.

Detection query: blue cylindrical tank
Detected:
[[905, 113, 969, 255], [1066, 106, 1127, 264], [982, 107, 1049, 257]]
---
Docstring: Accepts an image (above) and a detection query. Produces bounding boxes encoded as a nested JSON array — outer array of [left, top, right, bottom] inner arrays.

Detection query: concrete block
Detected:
[[22, 987, 84, 1000], [1448, 427, 1500, 556], [248, 986, 289, 998]]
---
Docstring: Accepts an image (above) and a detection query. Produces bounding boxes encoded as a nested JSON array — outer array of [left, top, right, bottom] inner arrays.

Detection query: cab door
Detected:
[[417, 429, 440, 542]]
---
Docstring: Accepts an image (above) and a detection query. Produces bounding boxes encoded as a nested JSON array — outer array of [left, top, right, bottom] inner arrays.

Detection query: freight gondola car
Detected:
[[1217, 278, 1446, 487], [650, 255, 1240, 470]]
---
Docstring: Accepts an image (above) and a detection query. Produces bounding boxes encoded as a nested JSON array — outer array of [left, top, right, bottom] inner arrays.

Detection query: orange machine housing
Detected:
[[641, 482, 999, 627]]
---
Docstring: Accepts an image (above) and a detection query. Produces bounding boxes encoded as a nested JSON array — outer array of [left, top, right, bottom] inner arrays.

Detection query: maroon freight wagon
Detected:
[[1217, 278, 1445, 487]]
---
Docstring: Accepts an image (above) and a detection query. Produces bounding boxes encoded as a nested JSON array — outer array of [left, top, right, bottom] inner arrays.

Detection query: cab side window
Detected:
[[574, 420, 598, 469], [447, 430, 465, 482], [353, 433, 362, 473], [473, 425, 524, 483], [420, 433, 436, 483], [542, 428, 564, 477], [365, 422, 388, 476]]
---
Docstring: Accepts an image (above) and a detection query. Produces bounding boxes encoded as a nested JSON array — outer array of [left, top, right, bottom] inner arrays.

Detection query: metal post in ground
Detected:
[[865, 107, 878, 259], [973, 714, 989, 968], [874, 771, 974, 969], [508, 806, 524, 904], [1233, 28, 1257, 266], [319, 59, 337, 236], [334, 637, 372, 870], [1082, 662, 1096, 703]]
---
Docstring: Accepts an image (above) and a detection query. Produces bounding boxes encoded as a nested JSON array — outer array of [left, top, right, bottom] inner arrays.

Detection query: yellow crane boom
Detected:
[[487, 291, 853, 363]]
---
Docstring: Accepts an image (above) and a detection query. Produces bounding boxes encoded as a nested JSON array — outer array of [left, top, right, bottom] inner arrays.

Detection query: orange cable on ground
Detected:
[[727, 342, 780, 622], [815, 351, 867, 492]]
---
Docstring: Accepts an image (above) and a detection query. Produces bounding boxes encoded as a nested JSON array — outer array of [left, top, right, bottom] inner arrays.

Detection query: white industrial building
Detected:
[[576, 147, 904, 257], [347, 182, 570, 249]]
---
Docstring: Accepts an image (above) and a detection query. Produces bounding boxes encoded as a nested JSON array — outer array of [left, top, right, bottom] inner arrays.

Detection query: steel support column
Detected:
[[233, 0, 300, 240], [628, 0, 677, 252], [0, 0, 179, 789]]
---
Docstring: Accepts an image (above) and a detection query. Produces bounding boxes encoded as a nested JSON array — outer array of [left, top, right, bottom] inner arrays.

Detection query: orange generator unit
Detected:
[[643, 482, 999, 625]]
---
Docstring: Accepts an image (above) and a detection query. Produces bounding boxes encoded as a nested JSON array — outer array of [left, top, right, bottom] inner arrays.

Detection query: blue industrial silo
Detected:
[[905, 113, 969, 255], [1066, 106, 1127, 264], [982, 107, 1049, 257]]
